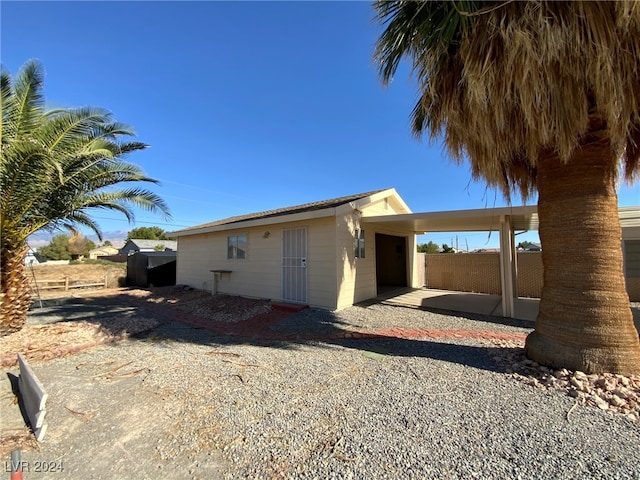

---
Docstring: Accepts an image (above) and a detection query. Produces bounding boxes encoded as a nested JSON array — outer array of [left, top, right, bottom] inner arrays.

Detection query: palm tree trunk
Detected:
[[0, 242, 31, 336], [525, 126, 640, 375]]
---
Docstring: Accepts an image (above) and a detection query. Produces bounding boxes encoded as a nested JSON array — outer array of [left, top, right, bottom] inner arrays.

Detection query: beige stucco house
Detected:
[[171, 188, 640, 313], [170, 189, 420, 310], [88, 245, 119, 259]]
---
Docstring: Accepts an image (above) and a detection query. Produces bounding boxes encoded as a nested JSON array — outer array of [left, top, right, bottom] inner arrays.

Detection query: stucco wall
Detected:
[[335, 199, 419, 310], [176, 217, 339, 309]]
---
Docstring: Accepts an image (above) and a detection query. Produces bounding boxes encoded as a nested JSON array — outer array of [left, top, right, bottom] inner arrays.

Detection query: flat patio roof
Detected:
[[362, 205, 639, 233], [362, 205, 639, 319], [362, 205, 539, 233]]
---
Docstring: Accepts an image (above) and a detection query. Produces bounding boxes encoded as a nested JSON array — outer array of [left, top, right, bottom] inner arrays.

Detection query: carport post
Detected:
[[499, 215, 516, 318]]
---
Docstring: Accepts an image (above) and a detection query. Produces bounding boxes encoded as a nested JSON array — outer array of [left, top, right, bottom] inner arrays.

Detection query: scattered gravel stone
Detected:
[[487, 338, 640, 422], [3, 293, 639, 479]]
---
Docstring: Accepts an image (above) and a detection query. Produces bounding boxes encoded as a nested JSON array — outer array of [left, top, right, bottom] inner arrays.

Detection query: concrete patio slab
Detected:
[[373, 288, 539, 321]]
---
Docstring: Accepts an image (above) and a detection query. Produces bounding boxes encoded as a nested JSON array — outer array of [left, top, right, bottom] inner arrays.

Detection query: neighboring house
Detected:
[[170, 189, 415, 310], [88, 245, 119, 259], [24, 247, 45, 265], [119, 239, 177, 256], [622, 209, 640, 301]]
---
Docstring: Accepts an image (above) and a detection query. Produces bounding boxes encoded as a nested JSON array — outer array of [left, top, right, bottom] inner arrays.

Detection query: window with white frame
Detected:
[[354, 229, 365, 258], [227, 234, 247, 259]]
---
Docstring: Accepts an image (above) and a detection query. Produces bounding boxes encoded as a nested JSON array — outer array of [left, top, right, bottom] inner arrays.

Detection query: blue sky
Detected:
[[3, 1, 638, 250]]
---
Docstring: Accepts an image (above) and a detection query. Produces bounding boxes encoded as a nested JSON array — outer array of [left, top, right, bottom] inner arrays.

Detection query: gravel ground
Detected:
[[270, 303, 535, 337], [5, 299, 640, 480]]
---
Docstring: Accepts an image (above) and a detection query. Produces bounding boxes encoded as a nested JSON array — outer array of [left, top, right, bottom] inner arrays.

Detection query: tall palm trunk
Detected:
[[0, 242, 31, 336], [525, 122, 640, 374]]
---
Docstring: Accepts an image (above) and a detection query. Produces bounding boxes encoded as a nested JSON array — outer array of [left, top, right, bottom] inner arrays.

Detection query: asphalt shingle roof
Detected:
[[188, 189, 388, 230]]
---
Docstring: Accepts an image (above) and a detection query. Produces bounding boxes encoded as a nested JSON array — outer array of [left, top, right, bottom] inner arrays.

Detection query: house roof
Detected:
[[170, 189, 401, 237], [124, 239, 178, 250]]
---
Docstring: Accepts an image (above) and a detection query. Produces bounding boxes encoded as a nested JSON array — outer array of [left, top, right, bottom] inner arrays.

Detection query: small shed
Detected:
[[126, 251, 177, 288]]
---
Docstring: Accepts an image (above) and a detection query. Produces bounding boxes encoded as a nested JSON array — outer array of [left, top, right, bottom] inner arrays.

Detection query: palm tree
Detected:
[[1, 60, 171, 335], [374, 1, 640, 374]]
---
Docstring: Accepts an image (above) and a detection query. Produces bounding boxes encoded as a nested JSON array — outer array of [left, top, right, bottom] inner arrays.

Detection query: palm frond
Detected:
[[0, 60, 171, 249], [2, 60, 45, 143], [83, 188, 171, 218], [55, 212, 103, 241], [373, 1, 640, 198], [0, 69, 12, 144], [38, 107, 113, 153]]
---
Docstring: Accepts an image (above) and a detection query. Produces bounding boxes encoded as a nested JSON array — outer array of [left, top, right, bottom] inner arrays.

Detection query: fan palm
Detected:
[[374, 1, 640, 374], [1, 60, 171, 335]]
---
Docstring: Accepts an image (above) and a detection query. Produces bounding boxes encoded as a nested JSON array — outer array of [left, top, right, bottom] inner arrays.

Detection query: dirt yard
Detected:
[[0, 287, 277, 464], [27, 262, 126, 298]]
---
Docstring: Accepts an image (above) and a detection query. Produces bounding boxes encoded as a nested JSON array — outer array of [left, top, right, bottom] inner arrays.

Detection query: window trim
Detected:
[[354, 228, 365, 259], [227, 234, 247, 260]]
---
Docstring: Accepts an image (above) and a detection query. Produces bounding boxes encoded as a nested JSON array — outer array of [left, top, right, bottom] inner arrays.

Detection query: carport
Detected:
[[363, 205, 539, 318]]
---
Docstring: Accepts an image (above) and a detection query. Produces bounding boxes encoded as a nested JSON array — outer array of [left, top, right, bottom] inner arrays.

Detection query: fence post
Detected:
[[64, 276, 69, 291]]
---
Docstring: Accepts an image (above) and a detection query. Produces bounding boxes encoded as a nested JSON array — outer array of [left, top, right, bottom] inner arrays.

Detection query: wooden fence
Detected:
[[29, 275, 109, 292]]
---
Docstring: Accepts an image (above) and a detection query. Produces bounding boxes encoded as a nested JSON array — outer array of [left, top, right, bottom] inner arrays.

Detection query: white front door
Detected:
[[282, 227, 307, 303]]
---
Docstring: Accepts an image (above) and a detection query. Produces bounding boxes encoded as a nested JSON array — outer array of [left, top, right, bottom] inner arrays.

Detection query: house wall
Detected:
[[335, 212, 368, 310], [335, 214, 419, 310], [360, 197, 397, 216], [89, 247, 118, 259], [623, 231, 640, 302], [176, 217, 339, 309]]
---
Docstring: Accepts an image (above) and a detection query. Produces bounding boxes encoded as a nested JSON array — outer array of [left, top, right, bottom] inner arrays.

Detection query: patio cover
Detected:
[[363, 205, 638, 318], [361, 205, 538, 233]]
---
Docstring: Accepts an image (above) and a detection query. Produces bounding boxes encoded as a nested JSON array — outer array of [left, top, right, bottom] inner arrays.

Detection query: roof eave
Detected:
[[169, 206, 339, 237]]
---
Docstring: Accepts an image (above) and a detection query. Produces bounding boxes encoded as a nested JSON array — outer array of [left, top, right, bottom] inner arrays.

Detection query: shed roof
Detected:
[[126, 239, 178, 250], [134, 251, 178, 257], [170, 189, 397, 236]]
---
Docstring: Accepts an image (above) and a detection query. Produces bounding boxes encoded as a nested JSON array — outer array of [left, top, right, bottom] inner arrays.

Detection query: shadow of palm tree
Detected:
[[25, 289, 533, 374]]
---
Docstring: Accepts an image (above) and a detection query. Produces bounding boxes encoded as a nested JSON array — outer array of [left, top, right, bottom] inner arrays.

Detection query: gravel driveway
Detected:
[[4, 295, 640, 479]]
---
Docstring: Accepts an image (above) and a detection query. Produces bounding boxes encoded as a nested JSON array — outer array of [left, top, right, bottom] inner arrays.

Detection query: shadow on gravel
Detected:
[[417, 307, 535, 330], [136, 325, 516, 373], [29, 296, 140, 323], [26, 292, 529, 374], [327, 337, 515, 372]]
